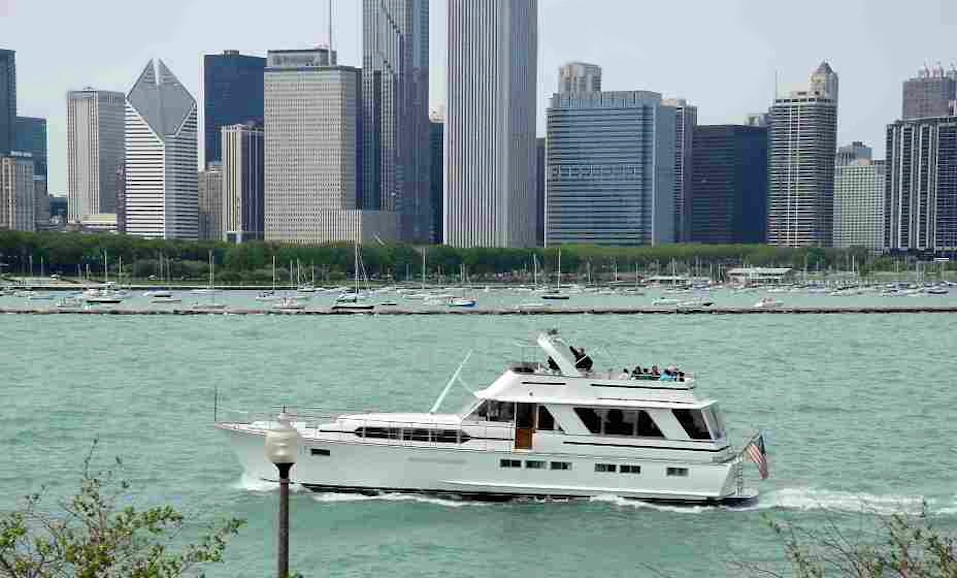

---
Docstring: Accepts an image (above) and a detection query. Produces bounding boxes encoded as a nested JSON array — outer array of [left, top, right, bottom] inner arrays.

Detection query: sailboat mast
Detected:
[[557, 249, 562, 291], [355, 242, 360, 295]]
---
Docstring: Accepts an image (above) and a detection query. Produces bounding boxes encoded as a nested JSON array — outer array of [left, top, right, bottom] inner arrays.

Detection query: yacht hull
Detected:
[[219, 425, 749, 504]]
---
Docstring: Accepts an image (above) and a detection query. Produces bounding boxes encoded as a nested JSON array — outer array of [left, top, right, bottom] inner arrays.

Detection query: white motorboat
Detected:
[[150, 296, 182, 304], [447, 297, 477, 308], [272, 297, 306, 311], [753, 297, 783, 309], [217, 330, 764, 504], [652, 297, 679, 306], [144, 289, 173, 298], [191, 302, 227, 312], [56, 296, 84, 308]]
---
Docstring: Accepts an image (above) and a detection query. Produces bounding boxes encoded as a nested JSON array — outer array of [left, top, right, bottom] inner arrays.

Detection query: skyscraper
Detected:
[[429, 112, 444, 244], [689, 125, 768, 244], [198, 163, 223, 241], [67, 89, 125, 222], [124, 59, 199, 239], [768, 62, 839, 247], [0, 49, 15, 155], [14, 117, 46, 177], [886, 116, 957, 250], [902, 65, 957, 120], [445, 0, 538, 247], [836, 140, 872, 167], [536, 137, 545, 246], [0, 155, 35, 231], [362, 0, 430, 242], [203, 50, 265, 166], [264, 48, 398, 243], [557, 62, 601, 94], [545, 91, 676, 246], [662, 98, 696, 241], [222, 123, 265, 243], [834, 156, 885, 250]]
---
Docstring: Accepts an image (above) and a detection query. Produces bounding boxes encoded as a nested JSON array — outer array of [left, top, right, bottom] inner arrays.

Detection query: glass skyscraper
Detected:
[[14, 116, 46, 177], [0, 49, 15, 156], [203, 50, 265, 166]]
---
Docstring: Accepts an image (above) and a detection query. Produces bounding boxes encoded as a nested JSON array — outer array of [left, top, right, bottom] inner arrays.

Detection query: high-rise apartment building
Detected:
[[902, 65, 957, 120], [265, 48, 398, 243], [124, 59, 199, 239], [662, 98, 696, 241], [203, 50, 265, 165], [429, 113, 444, 244], [0, 50, 14, 155], [198, 163, 223, 241], [557, 62, 601, 93], [886, 116, 957, 250], [222, 123, 264, 243], [768, 62, 839, 246], [67, 89, 125, 223], [689, 125, 768, 244], [0, 155, 35, 231], [445, 0, 538, 247], [362, 0, 430, 242], [834, 157, 885, 250], [545, 91, 676, 246]]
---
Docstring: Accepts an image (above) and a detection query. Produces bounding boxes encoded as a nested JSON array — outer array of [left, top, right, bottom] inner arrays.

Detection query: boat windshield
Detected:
[[703, 404, 726, 439], [464, 400, 515, 422]]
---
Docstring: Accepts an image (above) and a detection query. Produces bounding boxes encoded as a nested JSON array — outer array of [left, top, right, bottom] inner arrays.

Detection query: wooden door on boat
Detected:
[[514, 403, 535, 450]]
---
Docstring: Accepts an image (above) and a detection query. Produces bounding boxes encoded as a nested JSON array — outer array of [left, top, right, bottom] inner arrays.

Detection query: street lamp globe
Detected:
[[264, 412, 300, 467]]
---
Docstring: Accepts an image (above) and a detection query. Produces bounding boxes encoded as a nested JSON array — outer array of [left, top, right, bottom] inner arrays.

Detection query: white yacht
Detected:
[[217, 330, 763, 504]]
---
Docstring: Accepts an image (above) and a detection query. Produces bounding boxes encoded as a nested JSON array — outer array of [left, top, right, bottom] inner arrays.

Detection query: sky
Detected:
[[2, 0, 957, 195]]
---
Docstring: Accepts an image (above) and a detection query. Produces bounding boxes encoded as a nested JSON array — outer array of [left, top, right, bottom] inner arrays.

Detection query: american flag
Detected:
[[745, 434, 769, 480]]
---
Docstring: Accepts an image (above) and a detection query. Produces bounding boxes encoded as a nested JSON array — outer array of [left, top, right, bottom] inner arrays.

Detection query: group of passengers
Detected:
[[618, 365, 687, 382]]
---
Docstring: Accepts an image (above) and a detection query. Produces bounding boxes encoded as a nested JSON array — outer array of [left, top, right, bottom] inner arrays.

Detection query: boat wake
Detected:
[[310, 491, 491, 508], [231, 474, 307, 494], [591, 488, 957, 516]]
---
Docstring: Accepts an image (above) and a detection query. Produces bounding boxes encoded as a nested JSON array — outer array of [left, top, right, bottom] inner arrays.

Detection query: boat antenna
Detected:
[[429, 350, 473, 414]]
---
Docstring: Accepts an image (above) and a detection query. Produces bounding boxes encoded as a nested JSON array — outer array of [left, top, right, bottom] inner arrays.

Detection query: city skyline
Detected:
[[5, 0, 956, 196]]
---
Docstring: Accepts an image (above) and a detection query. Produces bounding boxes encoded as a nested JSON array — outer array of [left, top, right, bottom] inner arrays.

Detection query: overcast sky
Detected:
[[3, 0, 957, 194]]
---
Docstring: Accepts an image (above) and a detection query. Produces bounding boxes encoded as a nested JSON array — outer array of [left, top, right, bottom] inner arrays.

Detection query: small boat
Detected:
[[677, 299, 714, 310], [331, 242, 375, 313], [753, 297, 783, 309], [448, 297, 477, 308], [144, 289, 173, 298], [151, 296, 182, 304], [191, 302, 227, 312], [926, 287, 949, 295], [255, 291, 279, 302], [379, 301, 399, 307], [652, 297, 679, 306], [26, 293, 56, 301], [331, 302, 375, 313], [272, 297, 306, 311], [541, 292, 570, 301], [56, 297, 84, 308], [83, 295, 123, 304]]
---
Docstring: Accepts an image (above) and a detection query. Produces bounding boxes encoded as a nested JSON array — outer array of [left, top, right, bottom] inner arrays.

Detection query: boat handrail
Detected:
[[508, 363, 696, 385]]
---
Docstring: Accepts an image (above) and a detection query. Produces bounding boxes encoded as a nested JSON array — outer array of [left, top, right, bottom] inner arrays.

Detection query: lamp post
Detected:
[[264, 412, 299, 578]]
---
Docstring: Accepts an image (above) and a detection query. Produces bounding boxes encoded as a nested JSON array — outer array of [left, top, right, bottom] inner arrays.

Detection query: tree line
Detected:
[[0, 230, 943, 284]]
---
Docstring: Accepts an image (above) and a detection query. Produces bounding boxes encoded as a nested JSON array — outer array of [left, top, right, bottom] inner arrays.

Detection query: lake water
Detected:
[[2, 311, 955, 576]]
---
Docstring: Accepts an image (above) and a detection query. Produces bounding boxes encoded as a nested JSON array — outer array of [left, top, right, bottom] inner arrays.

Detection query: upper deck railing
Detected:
[[508, 362, 696, 387]]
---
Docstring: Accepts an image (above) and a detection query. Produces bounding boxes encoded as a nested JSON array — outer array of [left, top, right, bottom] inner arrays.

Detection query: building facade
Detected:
[[886, 116, 957, 250], [0, 49, 14, 155], [833, 158, 885, 249], [902, 65, 957, 120], [222, 123, 264, 243], [14, 117, 46, 177], [689, 125, 768, 244], [0, 155, 35, 231], [663, 98, 696, 241], [124, 59, 199, 239], [264, 48, 398, 243], [536, 137, 545, 246], [67, 89, 125, 223], [362, 0, 430, 242], [836, 140, 872, 167], [203, 50, 265, 166], [545, 91, 676, 246], [445, 0, 538, 247], [557, 62, 601, 94], [429, 114, 444, 244], [768, 62, 839, 247], [198, 164, 223, 241]]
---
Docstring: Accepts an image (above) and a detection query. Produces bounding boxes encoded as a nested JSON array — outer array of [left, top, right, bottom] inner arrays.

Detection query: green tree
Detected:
[[0, 443, 244, 578]]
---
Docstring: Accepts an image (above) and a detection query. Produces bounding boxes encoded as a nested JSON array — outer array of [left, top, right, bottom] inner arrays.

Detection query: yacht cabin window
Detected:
[[703, 405, 726, 438], [672, 409, 712, 440], [537, 406, 557, 430], [574, 407, 664, 438], [469, 400, 515, 422]]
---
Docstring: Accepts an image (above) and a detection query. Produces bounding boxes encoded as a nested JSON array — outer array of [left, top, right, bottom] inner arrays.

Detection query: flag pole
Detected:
[[736, 430, 763, 460]]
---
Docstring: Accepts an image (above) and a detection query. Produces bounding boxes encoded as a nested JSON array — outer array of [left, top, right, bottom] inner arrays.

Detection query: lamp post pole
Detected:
[[264, 412, 299, 578]]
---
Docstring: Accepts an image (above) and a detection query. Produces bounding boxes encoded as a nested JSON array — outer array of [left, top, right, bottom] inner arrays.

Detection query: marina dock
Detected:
[[4, 306, 957, 315]]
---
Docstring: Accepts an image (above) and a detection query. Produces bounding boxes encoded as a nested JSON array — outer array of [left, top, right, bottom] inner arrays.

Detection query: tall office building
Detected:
[[545, 91, 676, 246], [0, 50, 14, 155], [902, 65, 957, 120], [222, 123, 264, 243], [689, 125, 768, 244], [445, 0, 538, 247], [198, 163, 223, 240], [886, 116, 957, 250], [362, 0, 430, 242], [768, 62, 839, 247], [265, 48, 398, 243], [429, 112, 444, 244], [836, 140, 872, 167], [14, 117, 46, 177], [662, 98, 696, 241], [536, 137, 545, 246], [0, 155, 35, 231], [203, 50, 265, 165], [834, 156, 885, 249], [124, 59, 199, 239], [67, 89, 125, 222], [557, 62, 601, 93]]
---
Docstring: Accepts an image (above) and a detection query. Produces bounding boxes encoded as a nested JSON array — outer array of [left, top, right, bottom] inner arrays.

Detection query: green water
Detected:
[[3, 313, 956, 577]]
